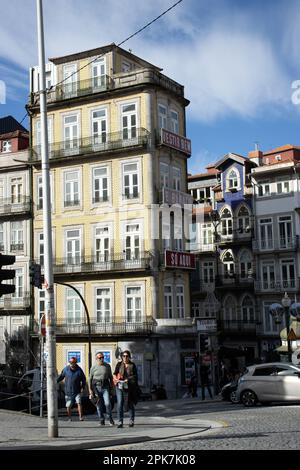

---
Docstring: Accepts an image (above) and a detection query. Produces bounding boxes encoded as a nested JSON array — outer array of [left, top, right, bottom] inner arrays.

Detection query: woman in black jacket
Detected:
[[113, 350, 138, 428]]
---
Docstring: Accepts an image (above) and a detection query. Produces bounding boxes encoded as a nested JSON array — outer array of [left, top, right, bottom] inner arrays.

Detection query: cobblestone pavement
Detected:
[[121, 402, 300, 450]]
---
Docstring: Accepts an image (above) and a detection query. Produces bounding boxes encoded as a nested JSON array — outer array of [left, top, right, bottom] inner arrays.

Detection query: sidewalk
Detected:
[[0, 398, 223, 449]]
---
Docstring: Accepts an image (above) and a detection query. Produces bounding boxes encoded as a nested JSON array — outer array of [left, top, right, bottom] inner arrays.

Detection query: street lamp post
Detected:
[[210, 210, 220, 282]]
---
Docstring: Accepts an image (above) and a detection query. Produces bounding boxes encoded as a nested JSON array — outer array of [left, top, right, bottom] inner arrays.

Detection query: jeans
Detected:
[[94, 385, 112, 420], [116, 386, 135, 423]]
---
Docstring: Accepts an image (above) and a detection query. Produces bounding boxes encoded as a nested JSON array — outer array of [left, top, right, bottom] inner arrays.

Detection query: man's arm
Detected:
[[57, 368, 65, 384]]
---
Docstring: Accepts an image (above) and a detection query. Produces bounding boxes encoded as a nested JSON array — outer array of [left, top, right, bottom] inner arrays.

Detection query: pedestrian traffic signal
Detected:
[[0, 254, 16, 297], [199, 334, 210, 353], [29, 262, 42, 289]]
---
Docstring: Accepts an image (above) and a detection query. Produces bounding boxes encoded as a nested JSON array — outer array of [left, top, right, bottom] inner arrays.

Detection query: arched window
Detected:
[[239, 250, 253, 279], [241, 296, 255, 323], [224, 296, 237, 321], [226, 168, 240, 190], [220, 208, 233, 237], [237, 205, 251, 233], [222, 250, 235, 277]]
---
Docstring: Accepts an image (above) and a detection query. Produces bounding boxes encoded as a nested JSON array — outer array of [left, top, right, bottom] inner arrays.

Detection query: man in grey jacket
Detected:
[[89, 352, 114, 426]]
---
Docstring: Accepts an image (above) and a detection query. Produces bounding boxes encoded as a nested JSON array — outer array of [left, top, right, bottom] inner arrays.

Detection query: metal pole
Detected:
[[285, 306, 292, 362], [36, 0, 58, 438], [39, 331, 44, 417]]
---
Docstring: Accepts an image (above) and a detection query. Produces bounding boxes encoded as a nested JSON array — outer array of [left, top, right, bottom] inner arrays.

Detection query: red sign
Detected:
[[161, 129, 191, 155], [165, 250, 196, 269], [40, 315, 46, 337]]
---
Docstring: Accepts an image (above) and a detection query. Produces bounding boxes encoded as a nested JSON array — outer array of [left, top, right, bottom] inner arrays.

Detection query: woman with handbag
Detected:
[[113, 350, 139, 428]]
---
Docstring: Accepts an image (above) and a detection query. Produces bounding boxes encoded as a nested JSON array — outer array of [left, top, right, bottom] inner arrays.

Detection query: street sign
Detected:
[[288, 328, 297, 341], [197, 319, 217, 332]]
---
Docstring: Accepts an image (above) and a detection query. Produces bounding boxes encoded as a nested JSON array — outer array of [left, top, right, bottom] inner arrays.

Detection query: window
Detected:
[[221, 208, 233, 237], [2, 140, 11, 153], [158, 104, 167, 129], [261, 262, 275, 290], [201, 223, 213, 246], [13, 268, 24, 298], [224, 296, 237, 321], [96, 287, 111, 322], [222, 251, 235, 277], [278, 216, 292, 248], [0, 223, 3, 251], [202, 261, 214, 284], [192, 301, 201, 318], [93, 167, 108, 203], [170, 110, 179, 134], [239, 250, 252, 279], [95, 226, 110, 262], [164, 285, 173, 318], [10, 177, 23, 204], [259, 218, 273, 250], [92, 58, 106, 89], [176, 285, 184, 318], [121, 61, 131, 73], [37, 174, 53, 211], [237, 206, 251, 233], [226, 168, 239, 190], [11, 221, 23, 251], [277, 180, 290, 194], [258, 180, 271, 197], [39, 290, 45, 320], [92, 109, 107, 145], [281, 259, 295, 289], [174, 218, 183, 251], [123, 162, 139, 199], [63, 64, 77, 96], [63, 114, 79, 150], [64, 170, 80, 207], [125, 223, 140, 260], [160, 163, 169, 189], [253, 366, 276, 376], [36, 118, 52, 147], [66, 229, 81, 264], [172, 167, 181, 191], [121, 103, 137, 140], [38, 233, 44, 266], [66, 287, 82, 324], [126, 286, 142, 322], [242, 296, 255, 323]]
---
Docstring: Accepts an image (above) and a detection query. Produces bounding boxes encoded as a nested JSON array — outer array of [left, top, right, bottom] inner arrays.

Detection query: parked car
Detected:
[[220, 380, 239, 403], [236, 362, 300, 407]]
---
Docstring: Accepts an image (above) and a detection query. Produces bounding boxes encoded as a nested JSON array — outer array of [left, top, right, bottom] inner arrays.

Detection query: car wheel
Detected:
[[230, 390, 239, 403], [241, 390, 258, 407]]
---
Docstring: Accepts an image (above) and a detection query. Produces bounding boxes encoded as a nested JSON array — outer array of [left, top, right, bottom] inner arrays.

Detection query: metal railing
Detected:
[[0, 197, 32, 216], [255, 279, 299, 292], [218, 319, 257, 333], [0, 293, 31, 309], [253, 237, 298, 251], [30, 128, 149, 162]]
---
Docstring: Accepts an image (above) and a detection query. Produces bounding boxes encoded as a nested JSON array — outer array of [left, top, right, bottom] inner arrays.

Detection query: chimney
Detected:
[[248, 149, 263, 166]]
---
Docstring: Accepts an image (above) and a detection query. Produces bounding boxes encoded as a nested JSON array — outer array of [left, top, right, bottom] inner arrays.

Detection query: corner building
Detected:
[[28, 44, 193, 398]]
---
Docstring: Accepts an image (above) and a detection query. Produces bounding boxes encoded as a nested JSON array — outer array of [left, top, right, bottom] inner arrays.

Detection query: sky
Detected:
[[1, 0, 300, 173]]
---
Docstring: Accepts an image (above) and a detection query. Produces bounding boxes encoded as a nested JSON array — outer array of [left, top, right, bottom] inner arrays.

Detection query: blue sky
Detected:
[[1, 0, 300, 172]]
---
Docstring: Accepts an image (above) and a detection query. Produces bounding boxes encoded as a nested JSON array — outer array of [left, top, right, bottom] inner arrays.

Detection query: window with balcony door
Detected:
[[278, 215, 293, 249], [259, 218, 273, 250], [92, 58, 106, 89], [239, 250, 253, 279], [10, 221, 23, 252], [220, 208, 233, 237], [92, 109, 107, 145], [158, 104, 167, 129], [226, 168, 240, 191], [160, 162, 169, 189], [164, 285, 173, 318], [36, 118, 52, 148], [63, 63, 77, 97], [96, 287, 112, 323], [237, 206, 251, 233], [13, 268, 23, 299], [125, 223, 140, 261], [65, 229, 81, 265], [258, 180, 271, 197], [170, 110, 179, 134], [126, 286, 142, 323], [64, 170, 80, 207], [201, 223, 213, 247], [10, 177, 23, 204], [95, 226, 110, 263], [93, 166, 109, 203], [222, 251, 235, 278], [277, 180, 290, 194], [2, 140, 11, 153], [172, 167, 181, 191], [123, 162, 139, 199], [261, 262, 275, 290], [0, 223, 4, 252], [37, 174, 53, 211], [63, 114, 79, 150], [281, 259, 296, 289], [241, 296, 255, 323], [223, 295, 237, 322], [121, 103, 137, 140], [202, 261, 214, 284], [66, 287, 82, 324], [176, 285, 185, 318]]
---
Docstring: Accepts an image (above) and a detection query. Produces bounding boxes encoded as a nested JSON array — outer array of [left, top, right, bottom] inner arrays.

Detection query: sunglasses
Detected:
[[97, 357, 104, 360], [123, 354, 129, 357]]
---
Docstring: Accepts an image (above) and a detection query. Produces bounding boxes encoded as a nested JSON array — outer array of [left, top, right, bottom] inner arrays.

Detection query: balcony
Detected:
[[0, 197, 32, 217], [31, 316, 156, 336], [0, 293, 31, 310], [10, 243, 24, 252], [51, 251, 153, 275], [190, 243, 215, 253], [159, 187, 193, 207], [255, 279, 299, 293], [218, 319, 257, 334], [253, 237, 298, 252], [215, 274, 255, 289], [30, 128, 149, 163]]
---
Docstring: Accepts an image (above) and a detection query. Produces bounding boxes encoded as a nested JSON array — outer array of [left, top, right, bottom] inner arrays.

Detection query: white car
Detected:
[[236, 362, 300, 407]]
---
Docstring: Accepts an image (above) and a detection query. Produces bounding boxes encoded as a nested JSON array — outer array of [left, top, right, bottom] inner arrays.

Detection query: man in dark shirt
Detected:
[[57, 357, 86, 421]]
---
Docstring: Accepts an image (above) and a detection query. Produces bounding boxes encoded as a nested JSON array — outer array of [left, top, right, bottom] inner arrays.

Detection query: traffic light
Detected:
[[0, 254, 16, 297], [199, 334, 210, 354], [29, 262, 42, 289]]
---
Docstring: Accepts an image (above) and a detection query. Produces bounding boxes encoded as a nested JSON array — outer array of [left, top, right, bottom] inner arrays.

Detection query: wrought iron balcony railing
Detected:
[[30, 128, 149, 162], [0, 197, 32, 216], [255, 279, 299, 292], [218, 319, 257, 333], [253, 237, 298, 251], [0, 293, 31, 309]]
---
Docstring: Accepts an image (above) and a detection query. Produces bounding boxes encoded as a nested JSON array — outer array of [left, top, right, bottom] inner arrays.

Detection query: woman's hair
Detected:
[[122, 350, 131, 359]]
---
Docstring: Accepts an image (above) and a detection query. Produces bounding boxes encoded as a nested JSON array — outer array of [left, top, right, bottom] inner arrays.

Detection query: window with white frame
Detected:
[[164, 285, 173, 318], [162, 221, 171, 251], [278, 215, 293, 248], [38, 233, 44, 266], [242, 296, 255, 323], [226, 168, 239, 190], [92, 58, 106, 89], [259, 218, 273, 250], [13, 268, 23, 298], [277, 179, 290, 194], [95, 226, 110, 262], [123, 162, 139, 199], [36, 118, 52, 147], [125, 223, 140, 260], [10, 221, 23, 251], [221, 208, 233, 237], [37, 174, 53, 210], [63, 114, 79, 150], [63, 64, 77, 96], [170, 110, 179, 134], [121, 103, 137, 140], [95, 287, 112, 322], [201, 223, 213, 246], [239, 250, 252, 279], [158, 104, 167, 129], [64, 170, 80, 207], [202, 261, 214, 284], [92, 109, 107, 145], [160, 162, 169, 189], [261, 262, 275, 290], [258, 180, 271, 197], [39, 290, 45, 319], [192, 301, 201, 318], [126, 286, 142, 323], [222, 251, 235, 277], [263, 301, 281, 334], [2, 140, 11, 153], [66, 287, 82, 324], [223, 296, 237, 321], [66, 229, 81, 264], [176, 285, 184, 318], [237, 206, 251, 233], [281, 259, 295, 289], [10, 177, 23, 204], [93, 167, 108, 203], [172, 167, 181, 191], [0, 223, 4, 251]]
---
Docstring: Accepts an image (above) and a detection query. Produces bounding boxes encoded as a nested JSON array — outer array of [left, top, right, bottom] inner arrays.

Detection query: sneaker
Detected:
[[79, 417, 84, 421], [109, 418, 115, 426], [99, 419, 105, 426], [117, 423, 123, 428], [129, 421, 134, 428]]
